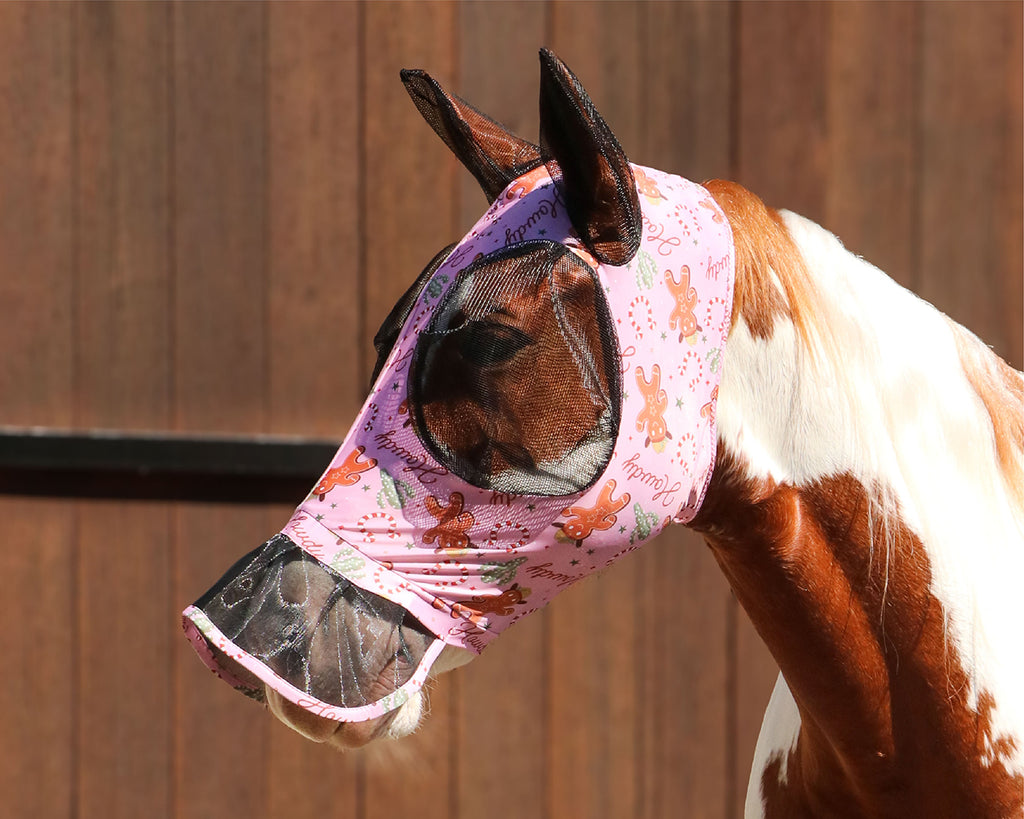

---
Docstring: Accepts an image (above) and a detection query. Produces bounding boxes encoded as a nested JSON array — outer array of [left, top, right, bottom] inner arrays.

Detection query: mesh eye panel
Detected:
[[371, 243, 456, 387], [410, 240, 621, 496], [196, 535, 434, 709]]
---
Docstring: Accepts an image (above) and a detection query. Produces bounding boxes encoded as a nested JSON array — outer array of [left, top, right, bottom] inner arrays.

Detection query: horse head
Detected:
[[183, 49, 734, 750]]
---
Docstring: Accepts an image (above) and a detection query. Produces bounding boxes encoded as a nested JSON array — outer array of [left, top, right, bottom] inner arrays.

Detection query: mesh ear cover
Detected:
[[538, 49, 641, 267], [410, 241, 621, 496], [401, 69, 544, 203]]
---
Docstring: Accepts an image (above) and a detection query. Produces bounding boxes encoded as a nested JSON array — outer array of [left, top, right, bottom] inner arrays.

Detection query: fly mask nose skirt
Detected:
[[183, 163, 734, 722]]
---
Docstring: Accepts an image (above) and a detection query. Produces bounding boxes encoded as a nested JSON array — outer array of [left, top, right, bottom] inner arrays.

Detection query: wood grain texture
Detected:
[[826, 1, 918, 289], [171, 2, 267, 436], [171, 4, 270, 818], [0, 2, 74, 425], [918, 1, 1023, 368], [77, 502, 173, 819], [639, 1, 733, 184], [0, 500, 75, 816], [267, 1, 364, 439], [174, 505, 272, 819], [74, 3, 173, 817], [735, 1, 829, 223], [0, 4, 75, 817]]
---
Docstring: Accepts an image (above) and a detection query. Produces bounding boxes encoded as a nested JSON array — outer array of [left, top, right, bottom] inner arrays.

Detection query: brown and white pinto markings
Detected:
[[253, 54, 1024, 815], [692, 180, 1024, 817]]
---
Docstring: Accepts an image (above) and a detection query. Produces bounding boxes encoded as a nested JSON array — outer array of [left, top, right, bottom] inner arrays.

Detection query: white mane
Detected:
[[715, 210, 1024, 811]]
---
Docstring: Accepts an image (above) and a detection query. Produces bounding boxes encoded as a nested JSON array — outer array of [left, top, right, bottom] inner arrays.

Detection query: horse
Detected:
[[184, 50, 1024, 817]]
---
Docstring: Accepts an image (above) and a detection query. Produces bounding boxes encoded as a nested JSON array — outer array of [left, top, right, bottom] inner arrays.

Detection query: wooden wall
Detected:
[[0, 2, 1019, 817]]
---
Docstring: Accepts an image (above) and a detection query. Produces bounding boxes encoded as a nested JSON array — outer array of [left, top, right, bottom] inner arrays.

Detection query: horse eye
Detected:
[[457, 322, 533, 367]]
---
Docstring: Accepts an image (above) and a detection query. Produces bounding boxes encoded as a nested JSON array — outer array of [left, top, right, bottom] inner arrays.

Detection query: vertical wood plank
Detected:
[[454, 5, 549, 818], [0, 4, 74, 817], [735, 1, 829, 223], [639, 1, 733, 183], [0, 503, 75, 815], [637, 7, 735, 818], [997, 3, 1024, 368], [172, 3, 267, 435], [362, 1, 459, 378], [361, 5, 458, 818], [78, 503, 173, 819], [547, 7, 646, 818], [267, 0, 365, 439], [265, 3, 362, 815], [171, 3, 270, 817], [0, 3, 74, 425], [919, 1, 1023, 368], [826, 1, 918, 289], [75, 3, 173, 817]]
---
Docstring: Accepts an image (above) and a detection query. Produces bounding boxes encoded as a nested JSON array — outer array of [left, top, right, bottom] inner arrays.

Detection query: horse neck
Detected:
[[691, 185, 1024, 815]]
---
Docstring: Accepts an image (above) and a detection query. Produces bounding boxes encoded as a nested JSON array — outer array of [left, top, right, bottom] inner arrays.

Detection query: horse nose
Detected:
[[193, 535, 436, 714]]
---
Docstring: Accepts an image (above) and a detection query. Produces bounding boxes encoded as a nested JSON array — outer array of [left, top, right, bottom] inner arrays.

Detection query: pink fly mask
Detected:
[[183, 50, 734, 722]]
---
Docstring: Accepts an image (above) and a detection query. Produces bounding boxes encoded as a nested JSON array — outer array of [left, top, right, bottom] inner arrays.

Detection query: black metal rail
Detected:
[[0, 427, 338, 504]]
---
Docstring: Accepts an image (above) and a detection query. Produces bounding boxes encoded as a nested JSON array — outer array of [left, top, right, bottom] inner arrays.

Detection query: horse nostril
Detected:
[[221, 572, 256, 608], [281, 622, 303, 644]]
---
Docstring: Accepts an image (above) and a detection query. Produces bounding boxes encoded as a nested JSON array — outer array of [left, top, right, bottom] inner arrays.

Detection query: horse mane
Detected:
[[703, 179, 819, 352], [706, 177, 1024, 522], [948, 320, 1024, 514]]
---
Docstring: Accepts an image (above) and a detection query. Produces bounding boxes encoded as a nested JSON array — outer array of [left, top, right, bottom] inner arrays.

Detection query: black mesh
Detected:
[[402, 69, 544, 203], [410, 240, 620, 496], [538, 49, 641, 266], [195, 535, 434, 709], [371, 243, 456, 387]]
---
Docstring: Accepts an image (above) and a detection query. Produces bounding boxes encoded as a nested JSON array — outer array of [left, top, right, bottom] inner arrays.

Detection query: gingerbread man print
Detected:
[[423, 492, 476, 552], [665, 266, 701, 343], [635, 364, 672, 451], [554, 479, 631, 547], [633, 166, 666, 204], [313, 445, 378, 500], [450, 585, 531, 625]]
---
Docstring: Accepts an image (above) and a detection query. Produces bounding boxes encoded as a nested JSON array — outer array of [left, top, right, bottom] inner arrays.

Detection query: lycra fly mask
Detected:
[[183, 50, 734, 723]]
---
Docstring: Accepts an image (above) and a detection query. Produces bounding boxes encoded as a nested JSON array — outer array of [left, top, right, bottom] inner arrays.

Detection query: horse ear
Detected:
[[538, 49, 641, 266], [401, 69, 543, 203]]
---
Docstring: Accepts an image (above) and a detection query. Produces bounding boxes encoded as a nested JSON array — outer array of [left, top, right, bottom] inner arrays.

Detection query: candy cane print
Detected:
[[358, 512, 399, 542], [422, 559, 470, 588], [486, 520, 531, 552], [628, 295, 655, 337]]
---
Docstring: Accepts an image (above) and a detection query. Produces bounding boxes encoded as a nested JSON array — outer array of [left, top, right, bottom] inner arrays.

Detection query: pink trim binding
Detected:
[[183, 605, 446, 722]]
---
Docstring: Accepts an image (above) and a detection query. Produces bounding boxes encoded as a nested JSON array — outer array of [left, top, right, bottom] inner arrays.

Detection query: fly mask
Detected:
[[183, 50, 734, 723]]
